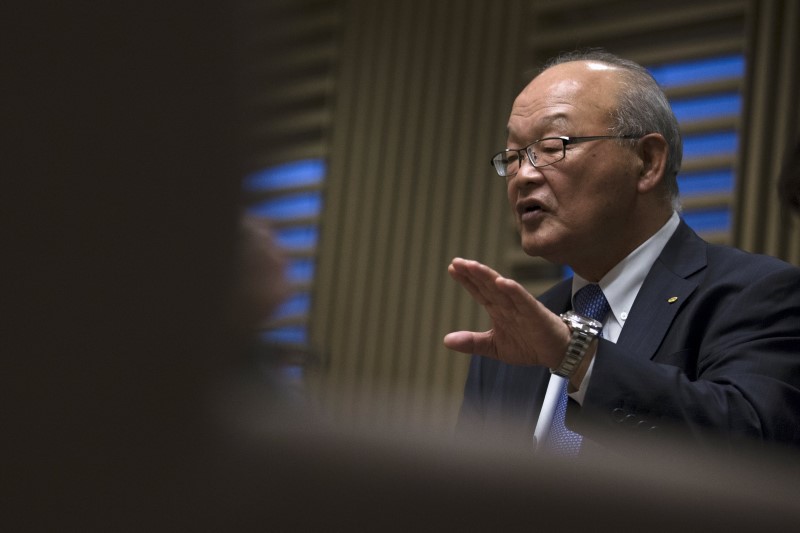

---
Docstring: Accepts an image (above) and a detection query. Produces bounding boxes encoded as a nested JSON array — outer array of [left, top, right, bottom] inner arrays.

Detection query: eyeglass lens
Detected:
[[492, 138, 565, 176]]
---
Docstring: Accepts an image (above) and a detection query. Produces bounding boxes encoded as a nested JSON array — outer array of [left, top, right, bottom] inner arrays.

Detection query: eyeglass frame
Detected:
[[489, 134, 642, 177]]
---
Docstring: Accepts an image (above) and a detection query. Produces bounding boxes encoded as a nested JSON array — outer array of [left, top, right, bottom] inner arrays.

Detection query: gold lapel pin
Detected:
[[667, 296, 678, 303]]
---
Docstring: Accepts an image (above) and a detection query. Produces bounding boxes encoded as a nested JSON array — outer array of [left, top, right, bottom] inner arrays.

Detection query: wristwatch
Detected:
[[552, 310, 603, 378]]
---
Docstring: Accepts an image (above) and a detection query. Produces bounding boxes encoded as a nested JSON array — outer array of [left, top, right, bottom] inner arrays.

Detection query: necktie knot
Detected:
[[573, 284, 610, 324]]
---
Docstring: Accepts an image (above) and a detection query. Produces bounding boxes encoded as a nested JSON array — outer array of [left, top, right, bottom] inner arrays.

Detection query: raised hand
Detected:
[[443, 257, 569, 368]]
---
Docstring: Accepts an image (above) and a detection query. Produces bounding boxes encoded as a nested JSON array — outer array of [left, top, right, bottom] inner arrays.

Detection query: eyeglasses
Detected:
[[489, 135, 641, 177]]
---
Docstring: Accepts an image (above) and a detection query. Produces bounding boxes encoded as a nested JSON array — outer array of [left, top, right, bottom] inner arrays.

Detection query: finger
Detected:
[[448, 263, 490, 306], [449, 257, 484, 282], [450, 259, 510, 307], [495, 276, 539, 314], [454, 259, 515, 308], [453, 258, 503, 285], [458, 257, 503, 279]]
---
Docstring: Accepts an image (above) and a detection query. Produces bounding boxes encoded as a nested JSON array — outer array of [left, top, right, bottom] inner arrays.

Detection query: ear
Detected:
[[636, 133, 669, 194]]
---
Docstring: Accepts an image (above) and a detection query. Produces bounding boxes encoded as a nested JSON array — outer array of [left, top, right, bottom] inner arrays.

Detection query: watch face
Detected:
[[562, 311, 602, 333]]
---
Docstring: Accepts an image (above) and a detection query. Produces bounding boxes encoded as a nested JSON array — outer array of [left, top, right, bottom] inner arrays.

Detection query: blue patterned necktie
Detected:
[[545, 284, 610, 456]]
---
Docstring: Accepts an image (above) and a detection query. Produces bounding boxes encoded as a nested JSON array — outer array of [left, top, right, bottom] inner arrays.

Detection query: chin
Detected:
[[520, 238, 547, 259], [520, 235, 563, 265]]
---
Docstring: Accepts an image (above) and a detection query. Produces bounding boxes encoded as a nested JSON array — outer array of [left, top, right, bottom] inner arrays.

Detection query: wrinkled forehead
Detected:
[[509, 61, 622, 134]]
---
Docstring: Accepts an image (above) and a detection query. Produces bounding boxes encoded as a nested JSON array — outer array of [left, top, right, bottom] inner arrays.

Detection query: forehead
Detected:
[[508, 61, 621, 137]]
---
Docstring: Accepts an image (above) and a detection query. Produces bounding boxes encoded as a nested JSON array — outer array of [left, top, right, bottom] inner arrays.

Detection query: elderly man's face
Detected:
[[505, 61, 643, 278]]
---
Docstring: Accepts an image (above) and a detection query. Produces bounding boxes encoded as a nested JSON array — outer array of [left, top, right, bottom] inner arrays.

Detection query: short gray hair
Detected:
[[544, 50, 682, 209]]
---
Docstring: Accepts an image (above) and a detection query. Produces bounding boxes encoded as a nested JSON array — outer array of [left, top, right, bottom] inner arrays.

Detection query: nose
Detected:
[[510, 155, 544, 189]]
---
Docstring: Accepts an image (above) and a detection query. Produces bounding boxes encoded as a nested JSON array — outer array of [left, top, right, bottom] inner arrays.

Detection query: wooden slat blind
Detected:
[[240, 0, 339, 354], [310, 0, 525, 432], [240, 0, 339, 172], [736, 0, 800, 263]]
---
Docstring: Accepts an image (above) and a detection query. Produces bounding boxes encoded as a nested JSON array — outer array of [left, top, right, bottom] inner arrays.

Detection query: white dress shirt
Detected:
[[568, 210, 681, 405]]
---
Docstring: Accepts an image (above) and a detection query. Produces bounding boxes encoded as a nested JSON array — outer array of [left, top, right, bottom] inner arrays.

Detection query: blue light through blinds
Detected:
[[260, 326, 308, 345], [245, 158, 326, 350], [677, 170, 734, 197], [273, 225, 319, 250], [271, 292, 311, 321], [650, 54, 744, 241], [250, 191, 323, 220], [648, 55, 745, 88], [243, 159, 326, 191], [682, 131, 738, 160], [286, 258, 315, 283], [670, 93, 741, 123]]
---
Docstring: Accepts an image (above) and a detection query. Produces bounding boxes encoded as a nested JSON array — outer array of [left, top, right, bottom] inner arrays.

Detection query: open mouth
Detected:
[[517, 199, 546, 223], [518, 200, 544, 216]]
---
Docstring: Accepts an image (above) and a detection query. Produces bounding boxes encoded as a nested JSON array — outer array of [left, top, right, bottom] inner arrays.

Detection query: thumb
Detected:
[[443, 330, 493, 356]]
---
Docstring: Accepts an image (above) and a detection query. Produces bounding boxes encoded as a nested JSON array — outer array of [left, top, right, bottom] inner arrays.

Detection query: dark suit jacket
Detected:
[[458, 220, 800, 451]]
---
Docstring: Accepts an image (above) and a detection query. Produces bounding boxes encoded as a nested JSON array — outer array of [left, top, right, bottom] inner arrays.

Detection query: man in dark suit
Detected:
[[445, 50, 800, 454]]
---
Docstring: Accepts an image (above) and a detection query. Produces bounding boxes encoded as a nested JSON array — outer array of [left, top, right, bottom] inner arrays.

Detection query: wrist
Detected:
[[552, 311, 602, 379]]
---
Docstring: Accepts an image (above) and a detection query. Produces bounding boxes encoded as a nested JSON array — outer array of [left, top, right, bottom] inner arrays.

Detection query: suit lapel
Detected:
[[616, 220, 706, 360]]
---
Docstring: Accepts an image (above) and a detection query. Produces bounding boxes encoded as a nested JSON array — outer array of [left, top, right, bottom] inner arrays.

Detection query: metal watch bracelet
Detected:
[[551, 327, 594, 378], [551, 311, 602, 379]]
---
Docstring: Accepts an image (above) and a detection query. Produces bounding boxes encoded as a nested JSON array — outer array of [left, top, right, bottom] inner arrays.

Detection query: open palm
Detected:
[[444, 258, 569, 368]]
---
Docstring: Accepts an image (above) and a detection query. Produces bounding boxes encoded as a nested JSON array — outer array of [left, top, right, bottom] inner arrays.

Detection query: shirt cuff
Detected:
[[568, 356, 595, 405]]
